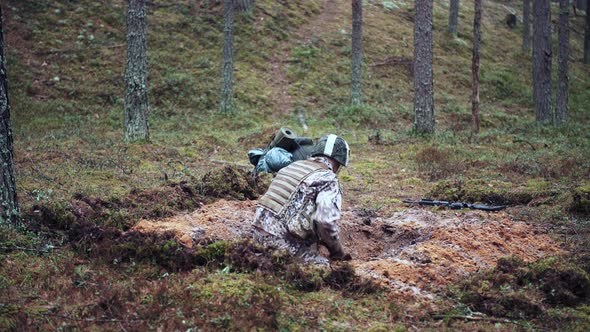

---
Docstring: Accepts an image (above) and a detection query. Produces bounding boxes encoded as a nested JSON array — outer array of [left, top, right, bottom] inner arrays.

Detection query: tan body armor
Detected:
[[257, 160, 329, 238]]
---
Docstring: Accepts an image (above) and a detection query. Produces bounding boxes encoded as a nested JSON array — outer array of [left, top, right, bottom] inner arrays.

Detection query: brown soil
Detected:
[[132, 200, 565, 302]]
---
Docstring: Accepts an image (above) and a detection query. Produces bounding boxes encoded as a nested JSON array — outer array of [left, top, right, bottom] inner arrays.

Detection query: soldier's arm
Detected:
[[312, 178, 347, 259]]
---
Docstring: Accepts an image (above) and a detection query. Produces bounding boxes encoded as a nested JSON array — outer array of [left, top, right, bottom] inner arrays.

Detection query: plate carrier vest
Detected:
[[258, 159, 328, 216]]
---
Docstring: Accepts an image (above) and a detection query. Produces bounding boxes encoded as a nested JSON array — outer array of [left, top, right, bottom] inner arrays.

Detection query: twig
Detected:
[[0, 246, 51, 253], [513, 139, 536, 151], [41, 312, 144, 324], [297, 111, 309, 133], [433, 314, 521, 325], [209, 159, 252, 169], [370, 56, 412, 68], [34, 44, 125, 56]]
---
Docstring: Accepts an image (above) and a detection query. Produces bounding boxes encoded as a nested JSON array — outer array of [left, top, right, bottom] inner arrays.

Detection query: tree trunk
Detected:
[[448, 0, 460, 36], [523, 0, 531, 53], [585, 0, 590, 63], [533, 0, 553, 124], [351, 0, 363, 105], [0, 5, 19, 225], [556, 0, 569, 125], [220, 0, 235, 114], [124, 0, 150, 142], [472, 0, 481, 134], [413, 0, 435, 134]]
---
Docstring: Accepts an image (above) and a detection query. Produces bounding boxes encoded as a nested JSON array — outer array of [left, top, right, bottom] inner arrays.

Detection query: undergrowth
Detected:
[[2, 0, 590, 330]]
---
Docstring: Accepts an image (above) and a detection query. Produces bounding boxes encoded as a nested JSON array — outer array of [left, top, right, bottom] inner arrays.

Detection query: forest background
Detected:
[[1, 0, 590, 330]]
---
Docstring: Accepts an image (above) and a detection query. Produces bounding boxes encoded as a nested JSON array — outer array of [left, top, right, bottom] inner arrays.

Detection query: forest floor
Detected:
[[134, 199, 564, 308], [2, 0, 590, 330]]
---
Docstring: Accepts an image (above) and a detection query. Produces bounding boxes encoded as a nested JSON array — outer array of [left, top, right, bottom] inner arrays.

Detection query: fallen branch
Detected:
[[513, 138, 536, 151], [0, 246, 51, 253], [370, 56, 412, 68], [35, 44, 125, 56], [433, 314, 520, 325], [40, 312, 144, 324], [209, 159, 252, 169], [297, 111, 309, 133]]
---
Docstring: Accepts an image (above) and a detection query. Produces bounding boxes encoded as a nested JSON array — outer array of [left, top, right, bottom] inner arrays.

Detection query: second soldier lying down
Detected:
[[252, 134, 351, 265]]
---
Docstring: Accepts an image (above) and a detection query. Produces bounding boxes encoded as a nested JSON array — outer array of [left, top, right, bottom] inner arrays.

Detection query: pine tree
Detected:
[[523, 0, 531, 53], [351, 0, 363, 105], [472, 0, 482, 134], [413, 0, 435, 134], [556, 0, 569, 125], [0, 5, 19, 224], [585, 0, 590, 63], [533, 0, 553, 123], [124, 0, 150, 142], [448, 0, 460, 36], [220, 0, 236, 114]]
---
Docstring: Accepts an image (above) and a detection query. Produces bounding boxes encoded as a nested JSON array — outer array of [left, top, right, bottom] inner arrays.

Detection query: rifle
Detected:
[[403, 199, 506, 212]]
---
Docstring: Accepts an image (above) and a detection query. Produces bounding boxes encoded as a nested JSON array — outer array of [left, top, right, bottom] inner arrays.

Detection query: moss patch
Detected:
[[428, 178, 558, 206], [450, 255, 590, 321]]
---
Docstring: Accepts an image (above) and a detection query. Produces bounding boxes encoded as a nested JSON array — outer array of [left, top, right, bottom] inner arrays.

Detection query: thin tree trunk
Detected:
[[0, 5, 19, 224], [414, 0, 435, 134], [523, 0, 531, 53], [351, 0, 363, 105], [124, 0, 150, 142], [533, 0, 553, 124], [585, 0, 590, 63], [448, 0, 460, 36], [472, 0, 482, 134], [220, 0, 235, 114], [556, 0, 569, 125]]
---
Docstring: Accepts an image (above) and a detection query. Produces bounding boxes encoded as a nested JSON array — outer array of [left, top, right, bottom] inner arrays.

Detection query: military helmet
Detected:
[[311, 134, 350, 167]]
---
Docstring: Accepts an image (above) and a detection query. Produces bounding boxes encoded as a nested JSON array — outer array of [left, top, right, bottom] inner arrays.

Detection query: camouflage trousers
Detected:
[[252, 227, 329, 266]]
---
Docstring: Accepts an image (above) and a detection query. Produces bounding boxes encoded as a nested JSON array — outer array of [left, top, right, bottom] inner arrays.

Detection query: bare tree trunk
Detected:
[[351, 0, 363, 105], [220, 0, 235, 114], [533, 0, 553, 124], [124, 0, 150, 142], [523, 0, 531, 53], [0, 5, 19, 225], [585, 0, 590, 63], [413, 0, 435, 134], [472, 0, 481, 134], [556, 0, 569, 125], [448, 0, 460, 36]]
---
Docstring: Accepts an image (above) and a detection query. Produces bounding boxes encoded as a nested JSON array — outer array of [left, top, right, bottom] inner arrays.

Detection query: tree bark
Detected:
[[523, 0, 531, 53], [533, 0, 553, 124], [585, 0, 590, 63], [351, 0, 363, 105], [0, 5, 19, 225], [448, 0, 460, 36], [413, 0, 435, 134], [220, 0, 235, 114], [124, 0, 150, 142], [472, 0, 482, 134], [556, 0, 569, 125]]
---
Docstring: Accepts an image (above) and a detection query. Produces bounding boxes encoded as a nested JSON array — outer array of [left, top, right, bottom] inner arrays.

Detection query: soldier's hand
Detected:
[[330, 251, 352, 261]]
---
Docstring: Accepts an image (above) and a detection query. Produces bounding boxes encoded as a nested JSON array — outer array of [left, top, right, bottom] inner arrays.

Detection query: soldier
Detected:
[[252, 134, 351, 265]]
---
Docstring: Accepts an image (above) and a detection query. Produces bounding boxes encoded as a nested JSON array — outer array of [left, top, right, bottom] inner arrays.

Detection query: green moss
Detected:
[[428, 178, 560, 206], [571, 182, 590, 215]]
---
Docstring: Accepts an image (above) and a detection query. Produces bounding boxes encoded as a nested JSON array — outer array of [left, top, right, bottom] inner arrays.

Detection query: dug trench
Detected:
[[24, 166, 588, 315]]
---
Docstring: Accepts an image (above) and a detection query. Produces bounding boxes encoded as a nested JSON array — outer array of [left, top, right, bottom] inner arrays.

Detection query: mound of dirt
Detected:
[[342, 209, 564, 300], [132, 200, 257, 248], [132, 201, 565, 302]]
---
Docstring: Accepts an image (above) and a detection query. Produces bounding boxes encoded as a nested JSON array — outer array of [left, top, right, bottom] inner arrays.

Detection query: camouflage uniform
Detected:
[[253, 156, 343, 265]]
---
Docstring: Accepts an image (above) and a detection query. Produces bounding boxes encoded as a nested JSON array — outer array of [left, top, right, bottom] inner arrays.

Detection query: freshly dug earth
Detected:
[[132, 200, 564, 301]]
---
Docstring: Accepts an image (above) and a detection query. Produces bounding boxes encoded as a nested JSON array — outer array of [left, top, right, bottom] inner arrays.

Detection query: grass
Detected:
[[1, 0, 590, 330]]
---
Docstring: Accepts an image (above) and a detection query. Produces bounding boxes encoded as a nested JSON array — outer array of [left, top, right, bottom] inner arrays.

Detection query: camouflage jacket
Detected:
[[253, 157, 343, 254]]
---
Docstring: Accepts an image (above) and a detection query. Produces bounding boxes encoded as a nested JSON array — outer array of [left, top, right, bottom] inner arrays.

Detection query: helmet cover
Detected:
[[311, 134, 350, 166]]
